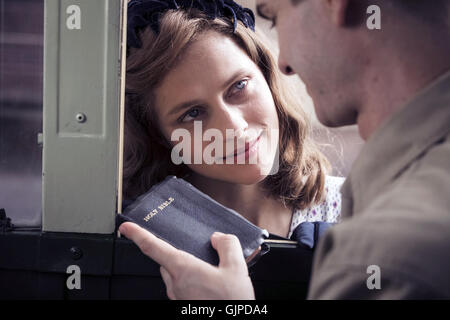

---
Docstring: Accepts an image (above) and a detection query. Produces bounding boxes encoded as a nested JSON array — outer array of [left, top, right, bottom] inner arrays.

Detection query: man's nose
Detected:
[[278, 55, 295, 76]]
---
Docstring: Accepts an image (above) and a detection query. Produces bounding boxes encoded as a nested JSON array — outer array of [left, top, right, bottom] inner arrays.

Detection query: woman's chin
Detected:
[[212, 164, 272, 185], [186, 156, 277, 185]]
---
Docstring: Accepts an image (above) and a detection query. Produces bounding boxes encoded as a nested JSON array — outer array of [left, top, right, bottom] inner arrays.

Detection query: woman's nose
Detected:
[[212, 104, 248, 140]]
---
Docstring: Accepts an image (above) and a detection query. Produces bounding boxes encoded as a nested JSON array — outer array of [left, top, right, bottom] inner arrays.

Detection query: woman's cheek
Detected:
[[247, 91, 277, 126]]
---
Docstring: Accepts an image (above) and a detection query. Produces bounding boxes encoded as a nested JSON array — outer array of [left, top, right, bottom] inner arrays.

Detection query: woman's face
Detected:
[[153, 31, 279, 185]]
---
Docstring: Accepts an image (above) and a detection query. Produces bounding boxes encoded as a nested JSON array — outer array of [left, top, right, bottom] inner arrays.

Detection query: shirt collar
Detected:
[[341, 70, 450, 216]]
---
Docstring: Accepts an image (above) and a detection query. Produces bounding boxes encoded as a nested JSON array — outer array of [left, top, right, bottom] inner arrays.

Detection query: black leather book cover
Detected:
[[117, 175, 269, 265]]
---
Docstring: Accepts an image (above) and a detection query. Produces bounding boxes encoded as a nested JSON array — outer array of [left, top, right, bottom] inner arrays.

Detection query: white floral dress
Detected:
[[288, 176, 345, 238]]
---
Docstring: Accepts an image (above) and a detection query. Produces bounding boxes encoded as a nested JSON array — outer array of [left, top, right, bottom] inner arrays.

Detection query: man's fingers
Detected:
[[211, 232, 247, 272], [119, 222, 184, 273]]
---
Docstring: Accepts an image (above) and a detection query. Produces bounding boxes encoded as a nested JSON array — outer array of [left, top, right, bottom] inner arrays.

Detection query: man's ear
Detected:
[[324, 0, 350, 26]]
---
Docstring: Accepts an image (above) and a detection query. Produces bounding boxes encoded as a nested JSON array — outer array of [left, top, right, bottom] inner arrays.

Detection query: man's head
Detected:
[[256, 0, 450, 131]]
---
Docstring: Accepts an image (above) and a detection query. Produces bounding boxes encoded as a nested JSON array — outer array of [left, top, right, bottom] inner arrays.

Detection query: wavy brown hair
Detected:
[[124, 9, 331, 210]]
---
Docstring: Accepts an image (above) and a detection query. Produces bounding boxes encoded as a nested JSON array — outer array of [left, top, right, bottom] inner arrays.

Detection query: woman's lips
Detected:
[[223, 132, 262, 161]]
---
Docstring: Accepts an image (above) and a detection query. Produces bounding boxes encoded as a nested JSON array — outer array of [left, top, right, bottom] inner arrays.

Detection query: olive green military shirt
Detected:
[[308, 71, 450, 299]]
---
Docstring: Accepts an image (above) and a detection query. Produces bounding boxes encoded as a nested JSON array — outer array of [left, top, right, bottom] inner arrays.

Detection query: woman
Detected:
[[123, 0, 343, 239]]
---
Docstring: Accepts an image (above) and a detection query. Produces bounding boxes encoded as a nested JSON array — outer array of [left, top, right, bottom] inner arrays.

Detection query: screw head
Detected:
[[70, 247, 83, 260], [75, 113, 87, 123]]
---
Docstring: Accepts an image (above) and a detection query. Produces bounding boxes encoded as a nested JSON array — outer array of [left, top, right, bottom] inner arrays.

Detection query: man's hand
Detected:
[[118, 222, 255, 300]]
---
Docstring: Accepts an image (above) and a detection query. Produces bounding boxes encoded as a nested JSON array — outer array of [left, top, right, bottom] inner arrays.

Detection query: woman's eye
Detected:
[[235, 80, 247, 90], [229, 79, 248, 96], [180, 108, 203, 122]]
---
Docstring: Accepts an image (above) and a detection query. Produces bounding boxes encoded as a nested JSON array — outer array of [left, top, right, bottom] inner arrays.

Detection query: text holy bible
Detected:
[[117, 175, 269, 265]]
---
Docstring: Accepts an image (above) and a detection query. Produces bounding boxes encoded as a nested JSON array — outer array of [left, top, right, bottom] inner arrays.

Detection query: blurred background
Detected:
[[0, 0, 362, 229]]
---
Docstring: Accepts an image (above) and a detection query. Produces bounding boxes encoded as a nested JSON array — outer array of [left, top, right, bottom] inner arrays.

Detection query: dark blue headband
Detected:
[[127, 0, 256, 49]]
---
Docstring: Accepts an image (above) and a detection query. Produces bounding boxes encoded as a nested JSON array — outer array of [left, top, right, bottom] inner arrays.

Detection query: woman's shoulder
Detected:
[[323, 175, 345, 201], [289, 175, 345, 237], [310, 175, 344, 218], [313, 175, 345, 219], [324, 175, 346, 187]]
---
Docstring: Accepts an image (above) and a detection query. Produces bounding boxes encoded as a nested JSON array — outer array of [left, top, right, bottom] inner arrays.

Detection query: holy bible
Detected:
[[117, 175, 269, 265]]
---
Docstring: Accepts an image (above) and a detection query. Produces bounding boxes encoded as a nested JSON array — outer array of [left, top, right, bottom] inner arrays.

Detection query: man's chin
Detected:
[[315, 107, 358, 128]]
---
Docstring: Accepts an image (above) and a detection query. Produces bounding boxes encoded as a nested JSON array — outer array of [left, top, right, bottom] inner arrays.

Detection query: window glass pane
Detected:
[[0, 0, 44, 228]]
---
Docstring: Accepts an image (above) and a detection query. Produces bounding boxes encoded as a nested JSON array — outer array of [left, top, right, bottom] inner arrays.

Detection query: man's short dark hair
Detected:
[[394, 0, 448, 25], [289, 0, 448, 27]]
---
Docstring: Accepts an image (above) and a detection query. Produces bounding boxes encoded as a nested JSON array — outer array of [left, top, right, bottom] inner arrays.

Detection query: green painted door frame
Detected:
[[42, 0, 126, 233]]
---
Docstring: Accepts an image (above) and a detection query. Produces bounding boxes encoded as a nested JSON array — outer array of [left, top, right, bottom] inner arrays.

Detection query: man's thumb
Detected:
[[211, 232, 247, 272]]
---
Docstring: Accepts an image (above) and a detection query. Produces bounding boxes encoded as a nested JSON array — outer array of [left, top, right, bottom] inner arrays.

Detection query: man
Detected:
[[120, 0, 450, 299]]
